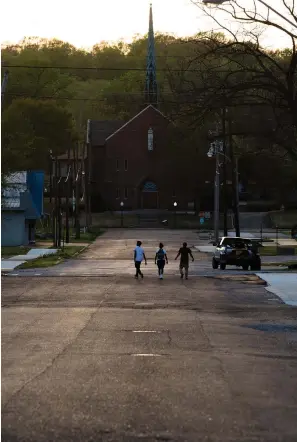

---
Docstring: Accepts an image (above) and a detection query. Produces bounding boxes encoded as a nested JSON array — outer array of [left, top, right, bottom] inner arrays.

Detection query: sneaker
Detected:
[[180, 274, 184, 279], [141, 273, 144, 279], [160, 274, 163, 279], [185, 276, 188, 280]]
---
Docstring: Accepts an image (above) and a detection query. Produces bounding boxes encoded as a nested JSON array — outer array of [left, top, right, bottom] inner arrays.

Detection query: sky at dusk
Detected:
[[1, 0, 294, 50]]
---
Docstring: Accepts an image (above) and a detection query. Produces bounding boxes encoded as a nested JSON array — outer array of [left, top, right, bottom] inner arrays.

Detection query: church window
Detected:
[[116, 188, 120, 199], [124, 187, 128, 199], [148, 128, 153, 151], [124, 159, 128, 171], [116, 159, 119, 171]]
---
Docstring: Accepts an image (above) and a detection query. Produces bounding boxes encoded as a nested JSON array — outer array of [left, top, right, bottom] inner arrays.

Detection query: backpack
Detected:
[[157, 248, 165, 260]]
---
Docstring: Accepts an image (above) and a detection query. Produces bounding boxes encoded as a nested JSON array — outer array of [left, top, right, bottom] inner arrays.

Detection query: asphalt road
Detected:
[[2, 229, 297, 441], [6, 229, 292, 278]]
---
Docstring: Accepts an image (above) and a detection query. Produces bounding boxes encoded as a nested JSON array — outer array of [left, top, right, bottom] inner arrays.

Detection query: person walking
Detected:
[[175, 242, 194, 279], [134, 240, 147, 279], [155, 242, 168, 279]]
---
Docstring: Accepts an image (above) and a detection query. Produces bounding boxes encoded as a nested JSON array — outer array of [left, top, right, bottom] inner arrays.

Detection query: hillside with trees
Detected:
[[2, 31, 297, 206]]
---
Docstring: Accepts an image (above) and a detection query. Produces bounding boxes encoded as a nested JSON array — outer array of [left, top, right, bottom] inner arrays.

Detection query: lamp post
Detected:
[[202, 0, 297, 31], [208, 140, 240, 241], [173, 201, 177, 228], [120, 201, 124, 227]]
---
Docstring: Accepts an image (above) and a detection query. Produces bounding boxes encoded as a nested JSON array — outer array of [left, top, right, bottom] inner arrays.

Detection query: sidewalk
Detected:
[[1, 248, 58, 272], [257, 273, 297, 306]]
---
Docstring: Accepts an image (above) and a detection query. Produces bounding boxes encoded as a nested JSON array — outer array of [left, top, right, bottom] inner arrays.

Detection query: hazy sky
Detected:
[[1, 0, 293, 49]]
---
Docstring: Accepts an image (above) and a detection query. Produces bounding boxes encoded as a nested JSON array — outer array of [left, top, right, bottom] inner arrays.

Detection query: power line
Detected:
[[1, 47, 200, 60], [5, 92, 274, 108], [5, 92, 193, 103], [1, 64, 215, 73]]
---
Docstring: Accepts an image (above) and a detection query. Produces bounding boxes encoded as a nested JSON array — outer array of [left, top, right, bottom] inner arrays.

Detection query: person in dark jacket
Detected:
[[175, 242, 194, 279], [155, 242, 168, 279]]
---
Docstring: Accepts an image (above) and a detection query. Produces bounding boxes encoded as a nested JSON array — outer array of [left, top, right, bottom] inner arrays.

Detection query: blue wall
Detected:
[[27, 171, 44, 217], [1, 212, 26, 246]]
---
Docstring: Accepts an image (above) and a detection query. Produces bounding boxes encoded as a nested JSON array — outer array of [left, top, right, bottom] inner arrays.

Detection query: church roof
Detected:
[[105, 105, 170, 142], [90, 120, 124, 146]]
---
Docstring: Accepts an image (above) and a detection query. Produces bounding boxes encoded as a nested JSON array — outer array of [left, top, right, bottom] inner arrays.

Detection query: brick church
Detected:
[[87, 5, 205, 212]]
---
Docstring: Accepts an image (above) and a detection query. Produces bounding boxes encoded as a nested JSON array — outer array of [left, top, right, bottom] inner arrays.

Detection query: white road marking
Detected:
[[131, 353, 163, 357], [132, 330, 161, 333]]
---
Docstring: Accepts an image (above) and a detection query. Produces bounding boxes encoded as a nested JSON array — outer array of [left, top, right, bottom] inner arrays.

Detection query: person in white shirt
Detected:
[[155, 242, 168, 279], [134, 240, 147, 279]]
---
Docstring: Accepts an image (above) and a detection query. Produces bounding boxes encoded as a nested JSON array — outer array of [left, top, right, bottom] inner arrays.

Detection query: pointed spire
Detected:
[[145, 3, 158, 107]]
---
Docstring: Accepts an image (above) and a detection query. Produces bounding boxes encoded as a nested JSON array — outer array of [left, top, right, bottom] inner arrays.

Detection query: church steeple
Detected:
[[145, 3, 158, 107]]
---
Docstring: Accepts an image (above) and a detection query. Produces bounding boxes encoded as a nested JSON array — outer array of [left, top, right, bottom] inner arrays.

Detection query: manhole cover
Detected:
[[244, 324, 297, 333]]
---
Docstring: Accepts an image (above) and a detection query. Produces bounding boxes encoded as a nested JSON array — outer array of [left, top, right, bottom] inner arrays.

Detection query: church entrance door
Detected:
[[141, 181, 159, 209]]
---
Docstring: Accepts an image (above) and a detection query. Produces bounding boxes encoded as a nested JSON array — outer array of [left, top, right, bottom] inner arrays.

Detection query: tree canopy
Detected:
[[1, 29, 297, 203], [2, 98, 78, 175]]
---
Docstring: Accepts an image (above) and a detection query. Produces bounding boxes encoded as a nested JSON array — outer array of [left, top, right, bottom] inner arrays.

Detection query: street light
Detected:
[[173, 201, 177, 228], [202, 0, 297, 31], [208, 141, 240, 241], [120, 201, 124, 227], [207, 142, 221, 244]]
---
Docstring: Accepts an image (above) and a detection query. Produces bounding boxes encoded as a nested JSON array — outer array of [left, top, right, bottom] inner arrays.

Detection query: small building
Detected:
[[1, 171, 44, 246]]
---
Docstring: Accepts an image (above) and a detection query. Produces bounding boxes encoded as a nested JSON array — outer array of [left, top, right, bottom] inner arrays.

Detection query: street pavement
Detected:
[[4, 229, 295, 278], [2, 229, 297, 441]]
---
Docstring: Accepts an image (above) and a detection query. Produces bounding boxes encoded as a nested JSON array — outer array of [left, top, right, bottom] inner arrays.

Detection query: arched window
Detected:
[[142, 181, 158, 192]]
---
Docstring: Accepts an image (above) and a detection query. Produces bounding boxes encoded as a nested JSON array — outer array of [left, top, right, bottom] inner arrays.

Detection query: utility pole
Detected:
[[57, 161, 62, 248], [74, 142, 81, 240], [227, 112, 240, 237], [53, 156, 58, 248], [49, 150, 53, 204], [214, 149, 220, 244], [1, 70, 9, 107], [86, 119, 92, 230], [65, 145, 71, 243], [207, 140, 221, 244], [222, 107, 228, 236]]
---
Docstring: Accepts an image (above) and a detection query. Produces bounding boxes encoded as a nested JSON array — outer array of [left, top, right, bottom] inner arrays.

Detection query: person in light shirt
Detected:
[[134, 240, 147, 279]]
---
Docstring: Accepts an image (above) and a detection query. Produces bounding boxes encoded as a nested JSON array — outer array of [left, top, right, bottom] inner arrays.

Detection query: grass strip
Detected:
[[260, 246, 297, 256], [17, 245, 87, 269], [1, 246, 31, 258]]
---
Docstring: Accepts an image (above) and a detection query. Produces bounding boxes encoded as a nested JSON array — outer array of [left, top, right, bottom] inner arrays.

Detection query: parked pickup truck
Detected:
[[212, 237, 261, 271]]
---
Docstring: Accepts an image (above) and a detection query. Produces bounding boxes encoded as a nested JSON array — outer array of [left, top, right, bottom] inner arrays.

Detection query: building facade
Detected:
[[89, 105, 200, 211], [88, 5, 201, 212]]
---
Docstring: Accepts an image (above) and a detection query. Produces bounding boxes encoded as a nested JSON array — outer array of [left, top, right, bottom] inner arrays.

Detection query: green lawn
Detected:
[[268, 210, 297, 228], [17, 245, 87, 269], [263, 260, 297, 270], [71, 228, 104, 242], [260, 245, 297, 256], [35, 226, 104, 243], [1, 246, 31, 258]]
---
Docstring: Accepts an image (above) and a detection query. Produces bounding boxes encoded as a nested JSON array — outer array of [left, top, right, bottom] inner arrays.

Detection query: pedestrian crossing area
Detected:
[[5, 259, 257, 277]]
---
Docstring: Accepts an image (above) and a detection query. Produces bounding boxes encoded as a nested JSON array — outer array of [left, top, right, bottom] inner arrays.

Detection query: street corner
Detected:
[[207, 273, 267, 285]]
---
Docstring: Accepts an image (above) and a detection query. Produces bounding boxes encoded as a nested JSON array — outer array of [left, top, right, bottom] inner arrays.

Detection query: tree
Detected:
[[2, 98, 78, 175], [189, 0, 297, 160]]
